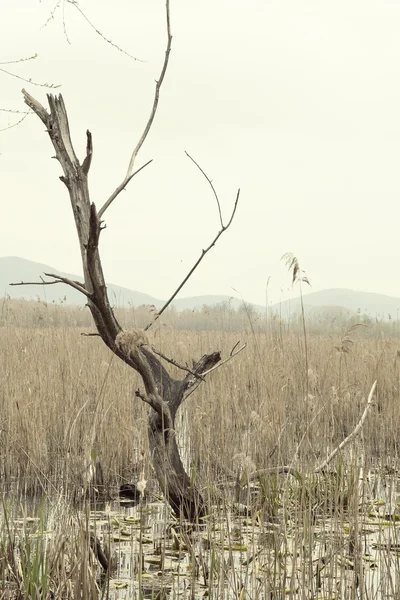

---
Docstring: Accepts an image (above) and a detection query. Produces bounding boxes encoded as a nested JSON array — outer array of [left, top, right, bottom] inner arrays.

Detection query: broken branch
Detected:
[[202, 342, 246, 377], [244, 381, 378, 483], [315, 380, 377, 473], [22, 89, 49, 124], [151, 346, 205, 381], [81, 130, 93, 175]]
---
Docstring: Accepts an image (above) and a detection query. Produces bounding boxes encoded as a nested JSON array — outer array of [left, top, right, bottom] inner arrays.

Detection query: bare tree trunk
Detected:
[[149, 416, 203, 519], [145, 349, 221, 519], [19, 90, 223, 520]]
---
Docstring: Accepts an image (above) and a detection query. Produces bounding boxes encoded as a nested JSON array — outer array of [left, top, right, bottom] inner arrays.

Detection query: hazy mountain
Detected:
[[0, 257, 260, 311], [4, 258, 397, 318], [0, 256, 164, 307], [272, 288, 400, 319]]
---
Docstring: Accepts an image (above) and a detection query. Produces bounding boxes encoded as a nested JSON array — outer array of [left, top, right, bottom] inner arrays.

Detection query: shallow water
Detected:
[[93, 472, 400, 599], [2, 469, 400, 599]]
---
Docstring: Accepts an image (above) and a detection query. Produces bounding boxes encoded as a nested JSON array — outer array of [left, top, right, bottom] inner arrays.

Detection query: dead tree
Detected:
[[14, 4, 241, 521]]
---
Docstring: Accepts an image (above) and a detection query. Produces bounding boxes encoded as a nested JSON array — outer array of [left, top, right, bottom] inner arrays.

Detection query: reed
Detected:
[[1, 302, 399, 598]]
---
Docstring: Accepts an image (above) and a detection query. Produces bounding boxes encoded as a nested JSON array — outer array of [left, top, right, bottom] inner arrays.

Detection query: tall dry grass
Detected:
[[1, 301, 400, 598], [0, 305, 399, 498]]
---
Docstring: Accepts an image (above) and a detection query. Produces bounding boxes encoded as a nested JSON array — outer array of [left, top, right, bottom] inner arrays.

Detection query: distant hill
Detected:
[[272, 288, 400, 319], [0, 256, 260, 311], [1, 256, 163, 307], [5, 258, 397, 318]]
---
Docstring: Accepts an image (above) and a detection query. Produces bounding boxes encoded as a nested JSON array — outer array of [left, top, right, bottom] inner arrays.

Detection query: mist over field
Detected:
[[3, 256, 400, 325]]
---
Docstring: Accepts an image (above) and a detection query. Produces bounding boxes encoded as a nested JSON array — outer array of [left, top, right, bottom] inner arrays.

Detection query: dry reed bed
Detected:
[[1, 325, 400, 599], [0, 325, 399, 496]]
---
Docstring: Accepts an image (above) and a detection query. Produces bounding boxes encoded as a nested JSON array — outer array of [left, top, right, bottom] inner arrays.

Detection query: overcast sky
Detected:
[[2, 0, 400, 306]]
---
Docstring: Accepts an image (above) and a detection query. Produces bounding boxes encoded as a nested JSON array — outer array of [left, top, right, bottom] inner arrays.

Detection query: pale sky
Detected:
[[2, 0, 400, 306]]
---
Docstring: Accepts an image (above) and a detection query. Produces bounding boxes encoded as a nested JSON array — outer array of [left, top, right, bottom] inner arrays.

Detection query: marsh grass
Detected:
[[0, 494, 104, 599], [1, 460, 400, 598], [1, 302, 400, 597], [3, 325, 397, 496]]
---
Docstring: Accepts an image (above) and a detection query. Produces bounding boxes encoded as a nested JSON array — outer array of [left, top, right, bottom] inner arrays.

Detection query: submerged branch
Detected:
[[315, 380, 377, 473]]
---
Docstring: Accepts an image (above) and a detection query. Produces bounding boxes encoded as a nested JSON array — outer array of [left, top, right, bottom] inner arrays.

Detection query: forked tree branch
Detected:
[[144, 155, 240, 331], [176, 345, 246, 409], [10, 273, 91, 298], [185, 152, 224, 228], [66, 1, 144, 62], [201, 341, 246, 377], [19, 87, 226, 419], [151, 346, 205, 381], [98, 0, 172, 217], [17, 90, 227, 423], [177, 351, 222, 414], [98, 159, 153, 219]]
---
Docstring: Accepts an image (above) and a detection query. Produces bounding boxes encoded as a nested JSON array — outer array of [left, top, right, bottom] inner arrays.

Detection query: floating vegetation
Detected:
[[1, 471, 400, 599]]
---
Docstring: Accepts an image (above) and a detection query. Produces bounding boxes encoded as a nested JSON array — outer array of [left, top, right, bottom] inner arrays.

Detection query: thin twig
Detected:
[[151, 346, 205, 381], [0, 53, 38, 66], [100, 0, 172, 217], [0, 108, 30, 114], [0, 111, 30, 131], [125, 0, 171, 178], [41, 0, 62, 29], [0, 67, 60, 88], [98, 159, 153, 218], [10, 279, 55, 287], [315, 380, 377, 473], [68, 0, 143, 61], [185, 151, 224, 228], [10, 273, 91, 298], [61, 0, 72, 45], [144, 188, 240, 331], [230, 340, 241, 356]]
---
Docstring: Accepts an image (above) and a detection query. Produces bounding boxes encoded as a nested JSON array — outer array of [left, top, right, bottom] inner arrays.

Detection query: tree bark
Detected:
[[146, 349, 221, 519], [21, 91, 221, 520]]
